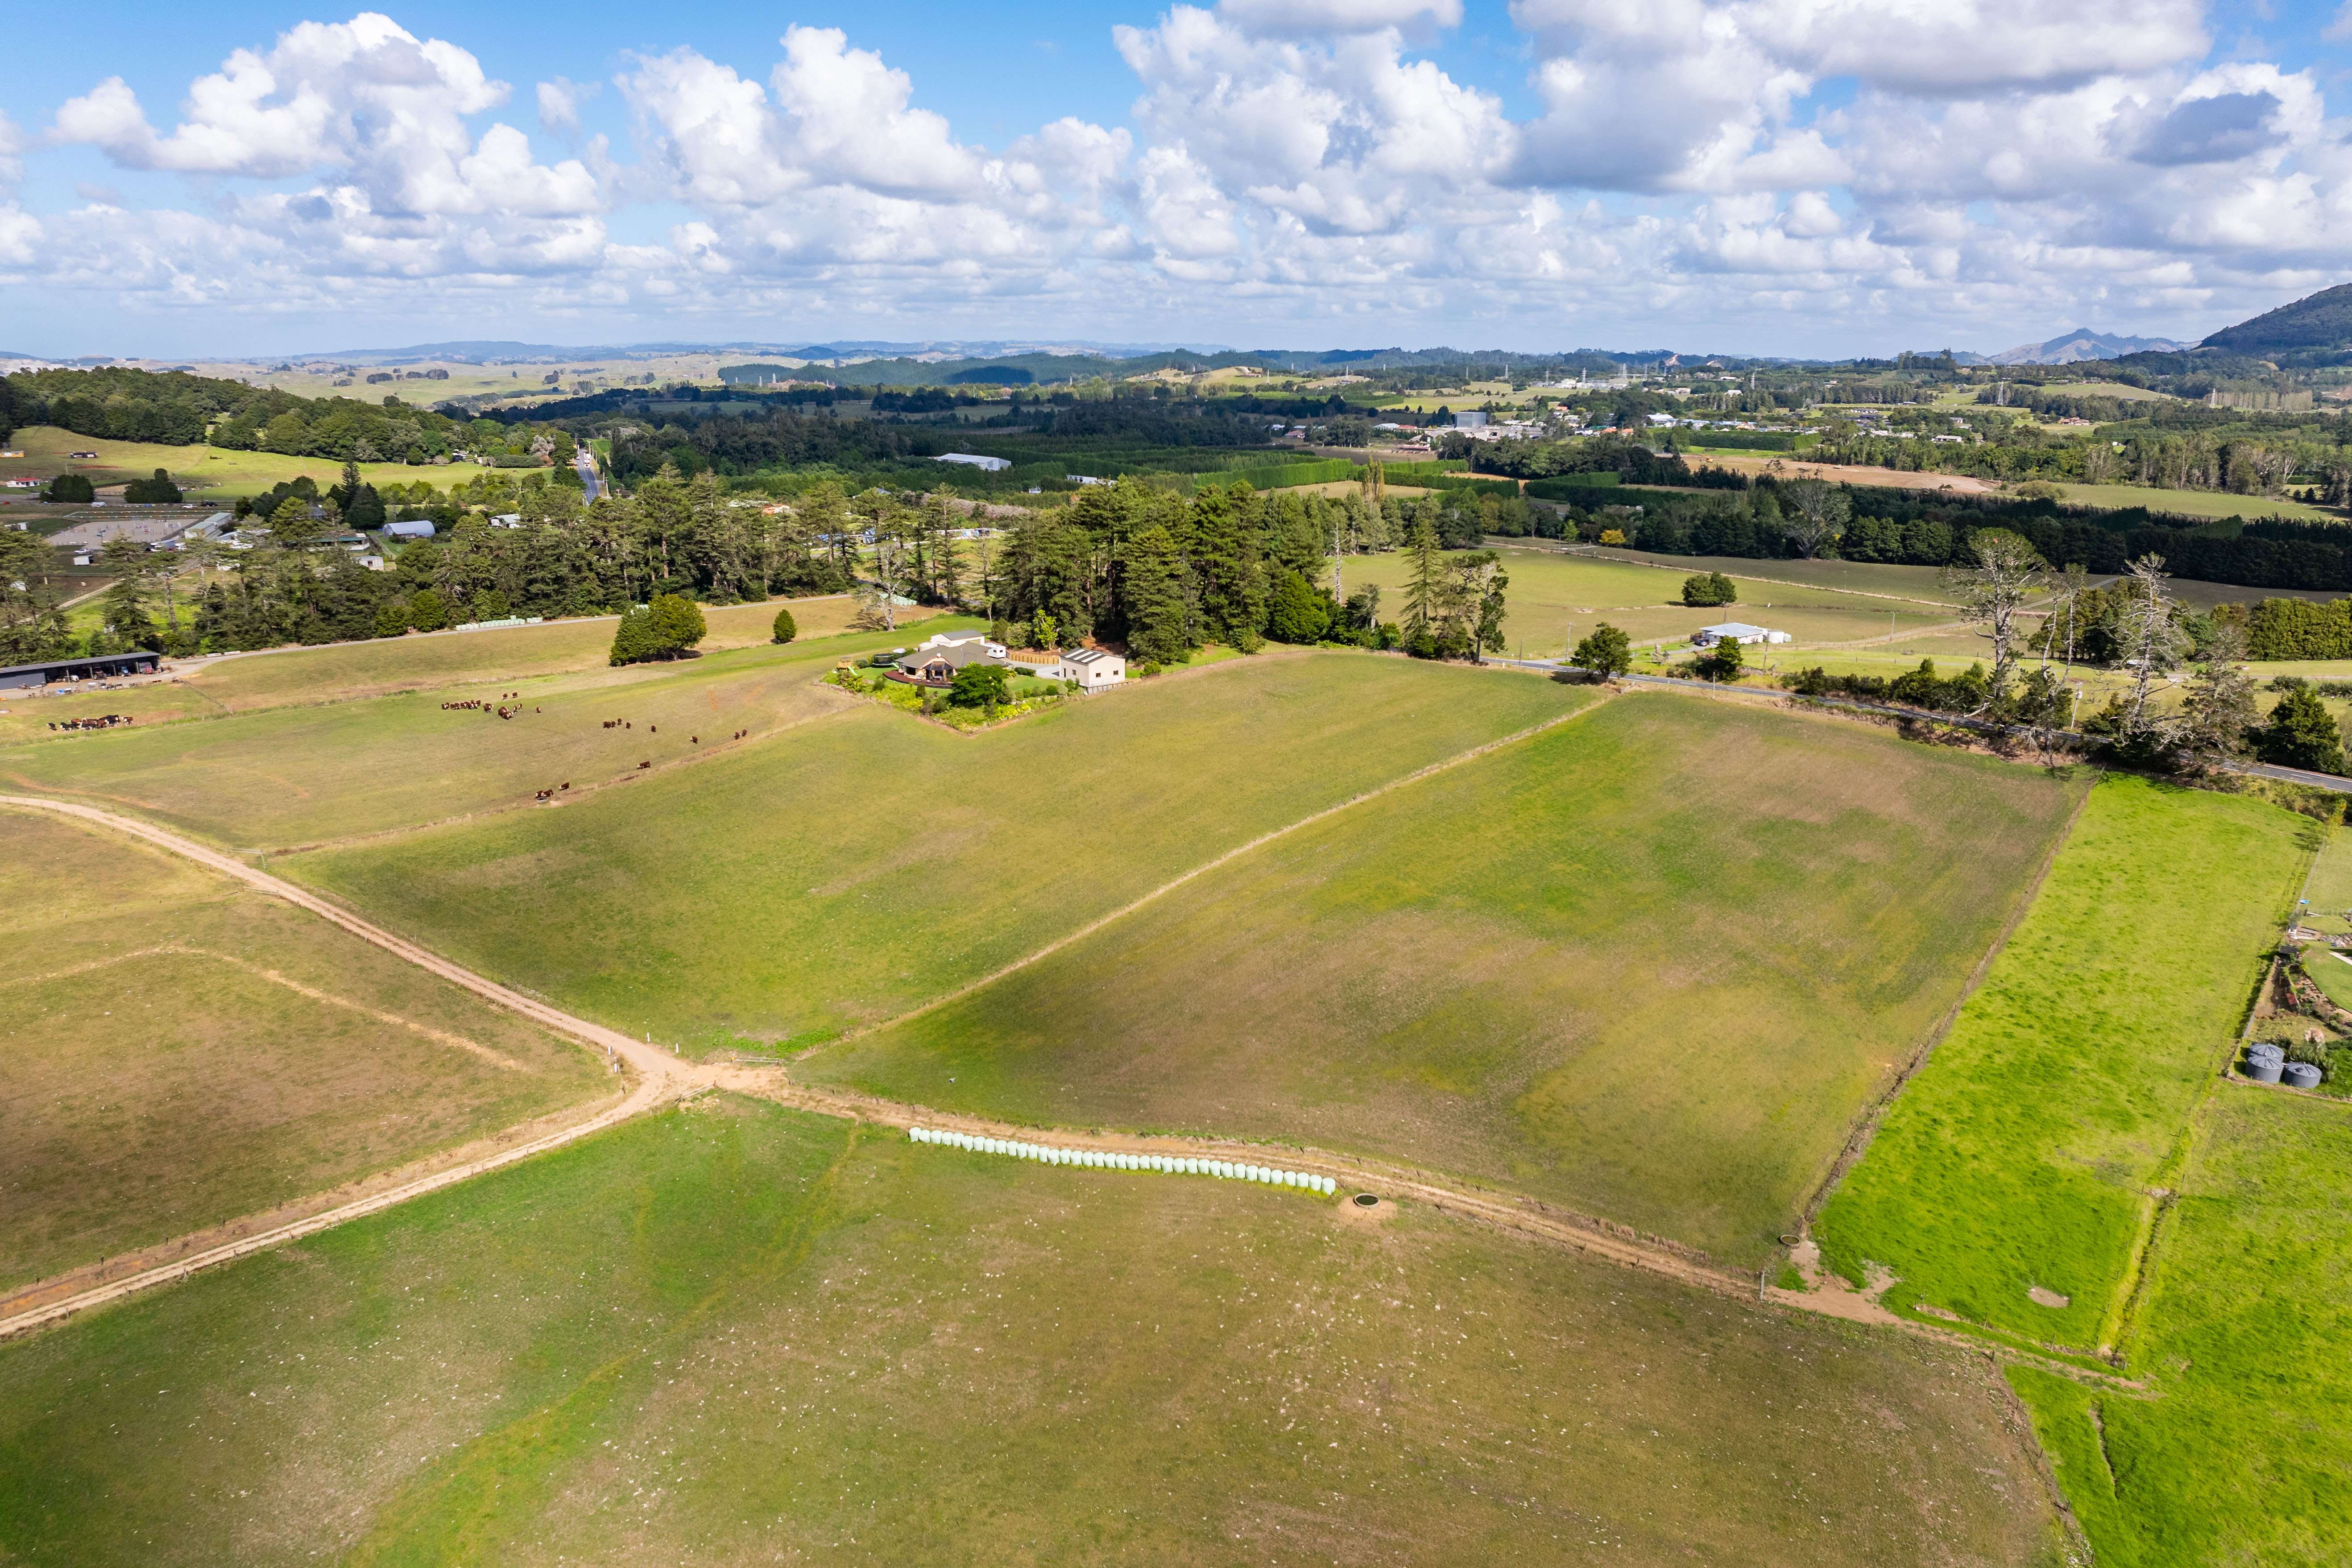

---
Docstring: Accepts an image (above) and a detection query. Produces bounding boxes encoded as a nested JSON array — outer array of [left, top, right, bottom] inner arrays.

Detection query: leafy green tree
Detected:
[[44, 473, 94, 503], [1681, 571, 1735, 607], [771, 604, 797, 644], [1265, 566, 1331, 643], [344, 483, 385, 532], [269, 495, 326, 550], [2253, 686, 2344, 774], [650, 592, 707, 653], [609, 606, 660, 665], [948, 662, 1010, 712], [408, 587, 449, 632], [373, 597, 412, 638], [1120, 522, 1193, 666], [1186, 485, 1264, 652], [123, 468, 182, 504], [1572, 623, 1633, 678], [1699, 634, 1744, 681], [1402, 514, 1442, 638], [612, 592, 708, 665]]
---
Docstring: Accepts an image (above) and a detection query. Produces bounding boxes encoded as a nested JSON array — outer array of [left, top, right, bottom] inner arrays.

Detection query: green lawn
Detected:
[[1816, 775, 2313, 1349], [2008, 1089, 2352, 1566], [0, 1096, 2070, 1565], [803, 694, 2085, 1266], [0, 806, 603, 1291], [286, 654, 1583, 1055]]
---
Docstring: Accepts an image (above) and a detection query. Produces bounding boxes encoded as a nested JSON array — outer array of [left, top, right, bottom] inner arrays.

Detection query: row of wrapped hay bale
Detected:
[[908, 1126, 1338, 1195]]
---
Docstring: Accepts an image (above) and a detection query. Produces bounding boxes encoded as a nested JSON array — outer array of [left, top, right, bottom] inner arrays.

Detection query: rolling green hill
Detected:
[[2200, 281, 2352, 363]]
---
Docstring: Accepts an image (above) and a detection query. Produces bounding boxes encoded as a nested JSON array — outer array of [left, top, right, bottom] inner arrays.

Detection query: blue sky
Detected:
[[3, 0, 2351, 359]]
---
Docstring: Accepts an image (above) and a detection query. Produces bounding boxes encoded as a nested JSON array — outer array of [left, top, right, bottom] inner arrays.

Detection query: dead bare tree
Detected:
[[2119, 554, 2186, 737], [1944, 527, 2045, 706]]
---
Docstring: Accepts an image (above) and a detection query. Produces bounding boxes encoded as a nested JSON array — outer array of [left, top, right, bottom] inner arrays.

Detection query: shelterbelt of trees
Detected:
[[1520, 470, 2352, 595], [0, 366, 579, 468], [0, 458, 1525, 669]]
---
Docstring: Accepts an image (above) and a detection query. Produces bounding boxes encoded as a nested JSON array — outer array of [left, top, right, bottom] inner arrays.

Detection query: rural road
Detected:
[[0, 790, 2140, 1390]]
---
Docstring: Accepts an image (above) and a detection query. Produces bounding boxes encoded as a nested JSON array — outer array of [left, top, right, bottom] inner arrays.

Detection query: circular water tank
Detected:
[[2248, 1040, 2283, 1060], [2283, 1061, 2324, 1089], [2245, 1056, 2284, 1084]]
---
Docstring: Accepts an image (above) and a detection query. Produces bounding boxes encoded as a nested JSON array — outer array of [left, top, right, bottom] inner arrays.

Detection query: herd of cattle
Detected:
[[47, 713, 134, 731], [432, 694, 757, 806]]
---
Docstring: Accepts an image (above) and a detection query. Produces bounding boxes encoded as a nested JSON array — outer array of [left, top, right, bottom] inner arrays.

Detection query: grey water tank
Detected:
[[2248, 1041, 2284, 1062], [2245, 1056, 2284, 1084], [2283, 1061, 2324, 1089]]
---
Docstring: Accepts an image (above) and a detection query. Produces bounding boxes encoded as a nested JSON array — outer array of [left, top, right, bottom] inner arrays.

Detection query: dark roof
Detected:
[[0, 650, 162, 679]]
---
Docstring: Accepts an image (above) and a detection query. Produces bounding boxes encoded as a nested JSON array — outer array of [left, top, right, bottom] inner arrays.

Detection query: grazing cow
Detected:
[[638, 760, 650, 769]]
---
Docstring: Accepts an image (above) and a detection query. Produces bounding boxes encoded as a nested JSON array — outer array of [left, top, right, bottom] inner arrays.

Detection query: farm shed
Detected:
[[1692, 622, 1791, 647], [937, 453, 1011, 473], [0, 651, 163, 690]]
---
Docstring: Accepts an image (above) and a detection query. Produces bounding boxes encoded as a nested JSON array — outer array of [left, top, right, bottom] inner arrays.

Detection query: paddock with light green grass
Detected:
[[804, 692, 2085, 1266], [0, 1094, 2071, 1566], [0, 424, 501, 500], [286, 654, 1582, 1056], [0, 597, 937, 749], [2040, 480, 2340, 524], [1816, 775, 2313, 1349], [0, 806, 603, 1292], [1343, 546, 1964, 658], [2008, 1089, 2352, 1566], [0, 628, 947, 849]]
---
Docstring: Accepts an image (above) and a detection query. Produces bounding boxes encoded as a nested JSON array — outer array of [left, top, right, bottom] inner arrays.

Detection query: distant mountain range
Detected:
[[289, 339, 1227, 366], [1987, 329, 2191, 365]]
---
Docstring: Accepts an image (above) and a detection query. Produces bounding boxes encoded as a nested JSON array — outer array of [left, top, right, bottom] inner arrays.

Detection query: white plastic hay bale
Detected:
[[1321, 1176, 1336, 1195], [1280, 1170, 1296, 1187]]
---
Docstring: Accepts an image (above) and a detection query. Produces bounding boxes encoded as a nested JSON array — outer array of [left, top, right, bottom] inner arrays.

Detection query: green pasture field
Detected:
[[1585, 550, 1972, 604], [2040, 481, 2339, 524], [1816, 776, 2312, 1349], [0, 1095, 2070, 1565], [0, 807, 602, 1291], [0, 596, 932, 746], [2299, 823, 2352, 937], [2008, 1089, 2352, 1566], [286, 654, 1581, 1055], [0, 424, 501, 500], [1343, 546, 1961, 658], [804, 694, 2085, 1266], [175, 593, 914, 711], [0, 628, 951, 850]]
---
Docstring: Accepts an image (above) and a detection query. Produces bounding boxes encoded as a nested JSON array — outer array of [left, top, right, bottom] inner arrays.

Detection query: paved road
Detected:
[[575, 450, 601, 501]]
